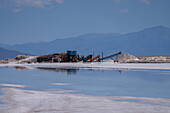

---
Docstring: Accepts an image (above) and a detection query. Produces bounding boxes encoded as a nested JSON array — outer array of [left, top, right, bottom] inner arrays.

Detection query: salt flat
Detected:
[[1, 62, 170, 70], [1, 62, 170, 113], [0, 88, 170, 113]]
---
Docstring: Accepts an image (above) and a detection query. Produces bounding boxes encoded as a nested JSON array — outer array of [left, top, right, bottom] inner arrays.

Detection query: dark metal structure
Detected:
[[98, 51, 122, 62], [67, 50, 77, 62], [36, 50, 121, 63], [83, 54, 92, 62]]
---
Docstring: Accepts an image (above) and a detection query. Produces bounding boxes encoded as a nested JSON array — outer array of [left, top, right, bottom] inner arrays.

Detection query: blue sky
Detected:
[[0, 0, 170, 44]]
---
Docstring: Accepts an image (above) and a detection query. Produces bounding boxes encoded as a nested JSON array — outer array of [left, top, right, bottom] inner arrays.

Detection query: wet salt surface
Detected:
[[0, 66, 170, 112], [112, 99, 163, 106], [0, 67, 170, 98], [0, 100, 4, 104], [1, 88, 170, 113]]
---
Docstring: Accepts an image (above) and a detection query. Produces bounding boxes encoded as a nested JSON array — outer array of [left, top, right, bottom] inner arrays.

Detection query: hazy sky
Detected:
[[0, 0, 170, 44]]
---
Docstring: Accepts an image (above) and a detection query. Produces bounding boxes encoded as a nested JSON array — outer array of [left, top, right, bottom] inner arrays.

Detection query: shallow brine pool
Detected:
[[0, 66, 170, 113]]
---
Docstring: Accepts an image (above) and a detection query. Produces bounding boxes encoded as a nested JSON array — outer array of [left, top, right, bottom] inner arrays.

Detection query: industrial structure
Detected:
[[2, 51, 170, 64], [36, 50, 122, 63]]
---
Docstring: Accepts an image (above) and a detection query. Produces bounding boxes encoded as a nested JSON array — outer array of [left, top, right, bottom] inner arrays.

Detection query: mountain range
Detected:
[[0, 25, 170, 59], [0, 47, 30, 60]]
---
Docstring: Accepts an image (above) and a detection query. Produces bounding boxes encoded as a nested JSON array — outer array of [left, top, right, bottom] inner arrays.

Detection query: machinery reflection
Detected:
[[3, 66, 128, 75], [37, 67, 79, 75]]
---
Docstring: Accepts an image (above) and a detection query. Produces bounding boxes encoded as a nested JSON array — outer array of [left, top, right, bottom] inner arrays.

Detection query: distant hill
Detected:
[[0, 47, 31, 60], [0, 26, 170, 56]]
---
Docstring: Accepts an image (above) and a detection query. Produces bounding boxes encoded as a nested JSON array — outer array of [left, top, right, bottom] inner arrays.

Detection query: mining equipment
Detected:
[[89, 55, 100, 62], [98, 51, 122, 62]]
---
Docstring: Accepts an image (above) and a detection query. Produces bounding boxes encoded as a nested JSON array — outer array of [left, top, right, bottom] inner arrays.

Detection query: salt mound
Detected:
[[0, 55, 35, 64], [116, 53, 138, 63]]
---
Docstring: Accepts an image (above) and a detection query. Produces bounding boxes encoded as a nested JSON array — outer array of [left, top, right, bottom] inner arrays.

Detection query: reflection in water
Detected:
[[12, 66, 28, 70], [3, 66, 79, 75], [4, 66, 32, 71], [37, 67, 79, 75], [0, 66, 170, 99], [3, 66, 125, 75], [37, 67, 125, 75]]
